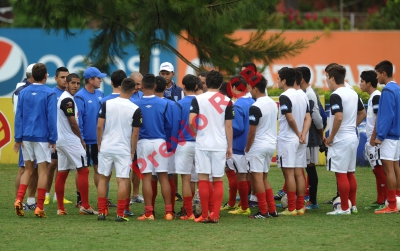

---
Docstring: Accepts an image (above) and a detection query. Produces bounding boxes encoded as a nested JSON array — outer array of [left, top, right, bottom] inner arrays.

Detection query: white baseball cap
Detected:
[[26, 63, 36, 74], [159, 62, 174, 72]]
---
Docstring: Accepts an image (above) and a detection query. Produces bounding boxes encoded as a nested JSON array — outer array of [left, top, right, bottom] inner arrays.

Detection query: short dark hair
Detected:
[[298, 66, 311, 83], [326, 64, 346, 84], [56, 67, 69, 77], [198, 71, 209, 77], [278, 67, 295, 87], [242, 62, 257, 73], [253, 75, 267, 94], [121, 78, 136, 94], [196, 78, 204, 91], [294, 68, 303, 86], [66, 73, 80, 83], [375, 60, 393, 77], [219, 82, 232, 99], [111, 70, 127, 88], [155, 76, 167, 93], [142, 74, 156, 90], [32, 63, 47, 82], [206, 70, 223, 89], [360, 70, 378, 88], [182, 74, 198, 92], [325, 63, 338, 72]]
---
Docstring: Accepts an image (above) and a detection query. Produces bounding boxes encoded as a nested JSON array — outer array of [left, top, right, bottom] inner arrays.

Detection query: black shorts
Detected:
[[51, 150, 58, 160], [86, 144, 99, 166]]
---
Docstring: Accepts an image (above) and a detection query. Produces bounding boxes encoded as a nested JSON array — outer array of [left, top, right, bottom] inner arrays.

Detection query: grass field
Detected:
[[1, 163, 399, 250]]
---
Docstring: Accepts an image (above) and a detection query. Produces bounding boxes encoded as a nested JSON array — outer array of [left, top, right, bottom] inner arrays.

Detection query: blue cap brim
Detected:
[[97, 73, 107, 78]]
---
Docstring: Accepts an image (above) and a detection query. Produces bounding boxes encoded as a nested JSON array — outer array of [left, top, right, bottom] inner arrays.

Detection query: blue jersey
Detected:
[[131, 91, 143, 101], [53, 86, 65, 100], [101, 93, 120, 104], [172, 96, 196, 150], [162, 97, 178, 151], [75, 87, 104, 144], [15, 84, 58, 144], [376, 81, 400, 141], [232, 96, 255, 155]]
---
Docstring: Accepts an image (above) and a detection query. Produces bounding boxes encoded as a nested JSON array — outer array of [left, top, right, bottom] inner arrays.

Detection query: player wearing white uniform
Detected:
[[97, 78, 142, 222], [190, 70, 234, 223], [245, 75, 278, 219], [325, 65, 365, 215], [277, 67, 311, 216]]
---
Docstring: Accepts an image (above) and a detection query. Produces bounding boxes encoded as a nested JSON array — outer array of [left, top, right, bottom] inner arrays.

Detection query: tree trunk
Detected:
[[139, 46, 151, 75]]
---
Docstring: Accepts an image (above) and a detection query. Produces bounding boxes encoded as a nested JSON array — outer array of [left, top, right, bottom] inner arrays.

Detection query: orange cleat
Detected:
[[14, 199, 24, 217]]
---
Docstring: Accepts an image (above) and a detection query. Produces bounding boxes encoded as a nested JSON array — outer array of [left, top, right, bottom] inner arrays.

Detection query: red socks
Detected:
[[282, 182, 287, 193], [373, 165, 387, 204], [145, 205, 153, 217], [256, 192, 267, 215], [165, 204, 173, 214], [296, 195, 304, 210], [17, 184, 28, 202], [198, 180, 210, 218], [226, 169, 237, 207], [55, 171, 69, 210], [208, 182, 214, 214], [347, 172, 357, 207], [183, 196, 193, 216], [387, 190, 397, 209], [237, 181, 249, 210], [287, 191, 296, 211], [151, 180, 158, 208], [97, 197, 108, 214], [336, 173, 350, 210], [169, 178, 176, 212], [77, 168, 90, 209], [117, 199, 125, 217], [37, 188, 46, 210], [213, 181, 223, 219], [265, 189, 276, 213]]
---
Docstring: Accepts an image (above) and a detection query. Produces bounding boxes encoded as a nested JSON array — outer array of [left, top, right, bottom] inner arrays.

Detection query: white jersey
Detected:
[[98, 97, 142, 155], [278, 88, 309, 143], [190, 91, 234, 151], [366, 90, 381, 141], [329, 87, 364, 142], [57, 91, 80, 147], [249, 96, 278, 149]]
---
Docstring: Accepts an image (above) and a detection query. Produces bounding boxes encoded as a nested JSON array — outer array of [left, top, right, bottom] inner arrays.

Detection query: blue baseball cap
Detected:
[[83, 67, 107, 79]]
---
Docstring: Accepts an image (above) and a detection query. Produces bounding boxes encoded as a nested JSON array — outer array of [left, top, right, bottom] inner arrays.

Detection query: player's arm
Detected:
[[14, 93, 23, 153], [376, 90, 395, 144], [97, 102, 107, 151], [245, 106, 261, 153], [47, 92, 58, 152], [369, 95, 380, 146], [232, 105, 244, 137], [356, 97, 366, 126], [325, 94, 343, 146], [131, 108, 142, 160], [189, 97, 200, 137], [279, 95, 300, 138], [225, 100, 234, 159]]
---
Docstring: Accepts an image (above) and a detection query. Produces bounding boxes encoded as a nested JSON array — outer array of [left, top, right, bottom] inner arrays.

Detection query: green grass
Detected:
[[1, 164, 400, 250]]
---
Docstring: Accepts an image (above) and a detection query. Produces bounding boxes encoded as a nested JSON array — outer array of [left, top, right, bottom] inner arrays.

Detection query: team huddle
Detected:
[[12, 59, 400, 222]]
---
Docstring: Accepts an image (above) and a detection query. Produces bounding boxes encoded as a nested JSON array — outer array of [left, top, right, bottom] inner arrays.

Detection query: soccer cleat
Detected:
[[374, 205, 398, 214], [57, 209, 68, 215], [194, 215, 209, 223], [269, 211, 279, 217], [374, 204, 386, 211], [176, 207, 187, 217], [304, 196, 310, 203], [164, 213, 174, 221], [123, 210, 135, 217], [248, 200, 259, 208], [220, 202, 236, 211], [98, 214, 106, 221], [305, 202, 319, 210], [351, 206, 358, 214], [34, 207, 46, 218], [115, 215, 129, 222], [23, 203, 37, 211], [137, 213, 155, 221], [79, 206, 98, 215], [280, 209, 298, 216], [324, 195, 339, 204], [248, 211, 269, 219], [327, 209, 351, 215], [14, 200, 24, 217], [180, 214, 195, 220], [130, 195, 144, 205], [76, 201, 82, 208], [53, 197, 73, 204], [364, 201, 383, 210], [296, 208, 306, 215], [274, 189, 286, 200], [175, 193, 183, 202], [228, 207, 251, 215], [107, 200, 117, 208], [44, 195, 50, 205]]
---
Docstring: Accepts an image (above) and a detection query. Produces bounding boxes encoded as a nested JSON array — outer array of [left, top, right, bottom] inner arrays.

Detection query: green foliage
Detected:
[[367, 0, 400, 29]]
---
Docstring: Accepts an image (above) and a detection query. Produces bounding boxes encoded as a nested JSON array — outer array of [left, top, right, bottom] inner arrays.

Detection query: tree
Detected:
[[12, 0, 318, 75]]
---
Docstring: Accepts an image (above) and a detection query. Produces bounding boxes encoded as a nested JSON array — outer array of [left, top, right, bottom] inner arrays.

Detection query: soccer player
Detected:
[[14, 63, 57, 218], [189, 70, 234, 223], [129, 72, 144, 100], [134, 74, 173, 221], [299, 66, 324, 209], [245, 75, 278, 219], [359, 70, 386, 210], [325, 64, 365, 215], [46, 67, 73, 205], [277, 67, 311, 216], [55, 73, 96, 215], [198, 71, 208, 93], [97, 78, 142, 222], [373, 60, 400, 214]]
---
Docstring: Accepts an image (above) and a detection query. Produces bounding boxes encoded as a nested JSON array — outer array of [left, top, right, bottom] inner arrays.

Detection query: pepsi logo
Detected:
[[0, 111, 11, 150], [0, 37, 28, 97]]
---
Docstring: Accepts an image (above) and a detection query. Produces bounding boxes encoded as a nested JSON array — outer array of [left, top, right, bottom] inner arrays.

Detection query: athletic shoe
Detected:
[[274, 189, 286, 200], [248, 200, 259, 208], [115, 215, 129, 222], [130, 195, 144, 205], [305, 202, 319, 210], [276, 203, 283, 208], [175, 193, 183, 202], [79, 206, 98, 215], [76, 201, 82, 208], [107, 200, 117, 207], [44, 195, 50, 205], [297, 208, 306, 215], [137, 213, 155, 221], [176, 207, 187, 217], [220, 202, 236, 211], [324, 195, 339, 204], [23, 203, 37, 211], [98, 213, 106, 221], [304, 196, 310, 203], [248, 211, 269, 219], [14, 199, 24, 217], [374, 205, 398, 214], [364, 201, 382, 210], [164, 213, 174, 221], [228, 207, 251, 215], [194, 215, 209, 223], [57, 209, 68, 215], [280, 209, 297, 216], [123, 210, 135, 217], [34, 207, 46, 218], [180, 214, 195, 220], [269, 211, 279, 217], [326, 209, 351, 215], [351, 206, 358, 214], [374, 204, 386, 211], [53, 197, 73, 204]]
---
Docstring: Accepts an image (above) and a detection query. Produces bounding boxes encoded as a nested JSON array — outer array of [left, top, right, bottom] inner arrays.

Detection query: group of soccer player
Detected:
[[12, 59, 399, 222]]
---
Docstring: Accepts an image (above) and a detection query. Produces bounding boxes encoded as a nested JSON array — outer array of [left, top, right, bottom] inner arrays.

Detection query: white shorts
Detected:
[[246, 147, 275, 173], [365, 142, 382, 168], [306, 147, 319, 165], [277, 141, 300, 168], [195, 149, 225, 178], [379, 139, 400, 161], [98, 152, 131, 178], [167, 152, 176, 174], [57, 145, 87, 171], [21, 141, 51, 164], [295, 144, 307, 167], [226, 154, 248, 173], [327, 137, 358, 173], [175, 142, 195, 175], [137, 139, 169, 174]]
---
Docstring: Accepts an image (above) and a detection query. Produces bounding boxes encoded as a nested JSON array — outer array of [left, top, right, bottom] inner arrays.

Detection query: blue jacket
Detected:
[[376, 81, 400, 141], [131, 91, 143, 101], [15, 84, 58, 144], [164, 81, 183, 101], [232, 96, 255, 155]]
